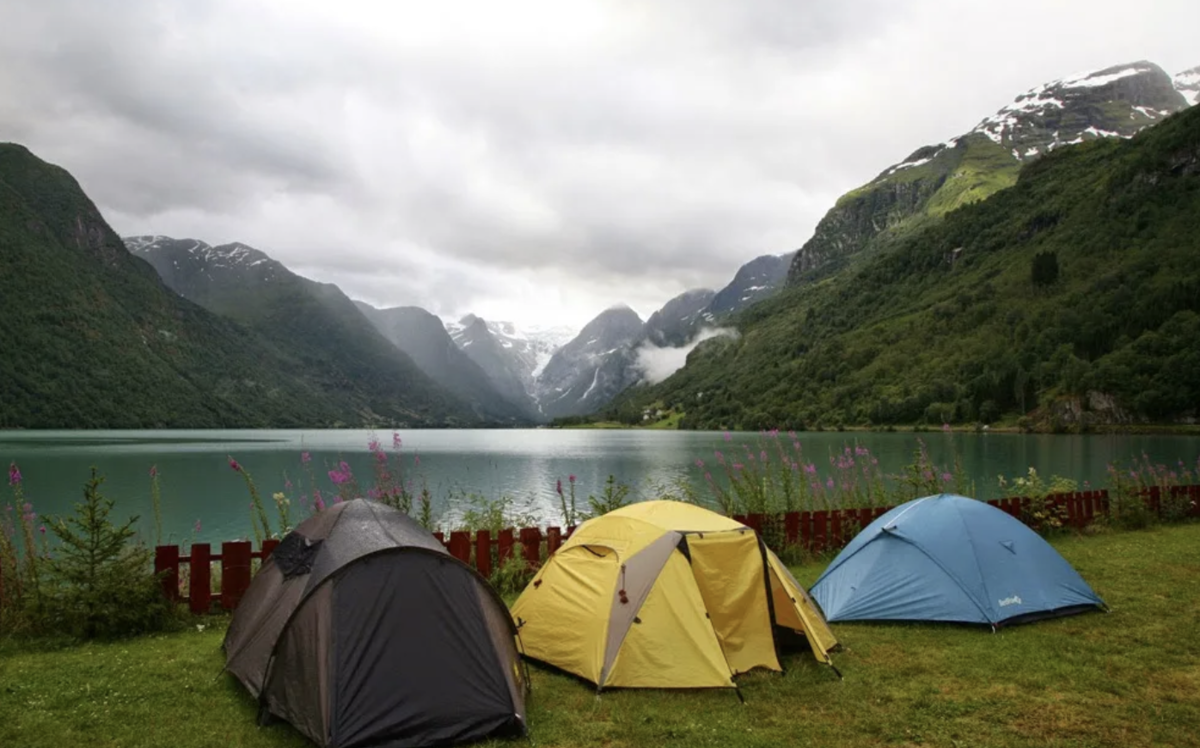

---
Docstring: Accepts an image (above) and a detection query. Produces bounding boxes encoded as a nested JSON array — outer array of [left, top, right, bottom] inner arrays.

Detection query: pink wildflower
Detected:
[[149, 465, 158, 478], [301, 452, 311, 464], [723, 431, 732, 442], [228, 457, 242, 473], [556, 479, 563, 496], [8, 462, 21, 486], [569, 474, 576, 484], [193, 520, 202, 534]]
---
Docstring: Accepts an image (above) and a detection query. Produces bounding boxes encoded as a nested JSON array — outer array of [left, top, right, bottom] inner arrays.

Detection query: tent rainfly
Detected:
[[223, 499, 527, 748], [810, 493, 1107, 627], [510, 500, 839, 691]]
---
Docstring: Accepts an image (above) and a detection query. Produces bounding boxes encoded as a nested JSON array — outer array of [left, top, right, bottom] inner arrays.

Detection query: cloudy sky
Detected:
[[2, 1, 1197, 330]]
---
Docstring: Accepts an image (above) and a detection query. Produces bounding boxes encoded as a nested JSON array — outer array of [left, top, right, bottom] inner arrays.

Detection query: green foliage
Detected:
[[1030, 250, 1059, 287], [584, 475, 632, 518], [997, 467, 1077, 535], [449, 491, 538, 533], [40, 468, 175, 639], [488, 555, 535, 597], [615, 107, 1200, 431]]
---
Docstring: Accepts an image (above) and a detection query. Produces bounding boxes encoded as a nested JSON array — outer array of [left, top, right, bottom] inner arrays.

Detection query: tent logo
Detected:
[[998, 595, 1023, 607]]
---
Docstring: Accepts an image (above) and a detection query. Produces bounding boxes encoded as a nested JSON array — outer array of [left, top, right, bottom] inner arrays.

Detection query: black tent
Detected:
[[223, 499, 527, 748]]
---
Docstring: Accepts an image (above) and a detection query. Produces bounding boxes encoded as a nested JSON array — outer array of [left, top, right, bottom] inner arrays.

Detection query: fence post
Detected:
[[784, 512, 800, 545], [154, 545, 181, 602], [448, 531, 471, 563], [498, 529, 515, 563], [564, 525, 577, 541], [799, 511, 813, 552], [519, 528, 542, 567], [475, 529, 492, 578], [746, 513, 764, 535], [812, 510, 828, 554], [261, 538, 280, 559], [221, 541, 253, 611], [434, 532, 446, 548], [546, 526, 562, 555], [189, 543, 212, 615]]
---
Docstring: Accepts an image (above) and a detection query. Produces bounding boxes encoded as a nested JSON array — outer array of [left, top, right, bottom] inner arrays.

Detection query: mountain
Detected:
[[124, 235, 482, 426], [705, 252, 796, 318], [0, 143, 465, 428], [1176, 66, 1200, 107], [442, 315, 576, 419], [534, 305, 645, 419], [644, 289, 716, 347], [606, 103, 1200, 430], [787, 60, 1192, 286], [353, 303, 533, 423]]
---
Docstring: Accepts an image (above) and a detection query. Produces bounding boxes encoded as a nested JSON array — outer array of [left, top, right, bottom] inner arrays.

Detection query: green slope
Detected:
[[0, 144, 474, 428], [606, 106, 1200, 431]]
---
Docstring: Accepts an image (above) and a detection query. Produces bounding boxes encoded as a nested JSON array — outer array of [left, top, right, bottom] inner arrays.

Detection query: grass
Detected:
[[3, 523, 1200, 747]]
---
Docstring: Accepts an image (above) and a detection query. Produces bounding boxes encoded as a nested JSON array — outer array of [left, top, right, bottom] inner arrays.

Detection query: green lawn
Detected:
[[3, 524, 1199, 747]]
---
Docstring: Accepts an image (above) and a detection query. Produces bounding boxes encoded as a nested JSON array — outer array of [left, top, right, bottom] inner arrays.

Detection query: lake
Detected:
[[3, 429, 1198, 546]]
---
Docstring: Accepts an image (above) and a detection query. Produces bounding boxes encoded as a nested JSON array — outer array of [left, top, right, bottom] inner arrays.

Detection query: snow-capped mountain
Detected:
[[1176, 65, 1200, 107], [705, 252, 796, 319], [443, 315, 574, 418], [968, 61, 1188, 159], [788, 59, 1194, 285], [533, 305, 645, 420], [644, 289, 715, 347], [355, 303, 533, 423]]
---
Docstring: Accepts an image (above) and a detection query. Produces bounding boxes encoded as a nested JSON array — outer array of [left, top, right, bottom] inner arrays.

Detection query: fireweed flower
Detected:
[[569, 475, 576, 484], [149, 465, 158, 478], [228, 457, 242, 473], [556, 479, 563, 496], [732, 463, 744, 471], [941, 472, 953, 483], [194, 520, 202, 534], [695, 459, 704, 469], [8, 462, 21, 486], [723, 432, 732, 442], [301, 452, 311, 464]]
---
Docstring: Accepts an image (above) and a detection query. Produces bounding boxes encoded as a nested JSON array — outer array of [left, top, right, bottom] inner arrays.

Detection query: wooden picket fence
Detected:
[[154, 484, 1200, 615]]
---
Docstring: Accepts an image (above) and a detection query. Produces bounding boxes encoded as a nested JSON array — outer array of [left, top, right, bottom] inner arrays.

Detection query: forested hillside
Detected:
[[603, 106, 1200, 431], [0, 145, 475, 428]]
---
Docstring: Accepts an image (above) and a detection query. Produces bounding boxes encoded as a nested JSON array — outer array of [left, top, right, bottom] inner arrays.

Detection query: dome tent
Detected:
[[810, 494, 1106, 627], [223, 499, 527, 748], [510, 500, 838, 691]]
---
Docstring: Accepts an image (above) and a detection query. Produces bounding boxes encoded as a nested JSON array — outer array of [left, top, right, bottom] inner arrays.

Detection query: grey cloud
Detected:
[[3, 0, 1199, 330]]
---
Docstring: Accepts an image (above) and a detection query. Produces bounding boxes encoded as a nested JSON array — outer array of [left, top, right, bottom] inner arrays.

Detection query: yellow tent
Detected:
[[511, 501, 838, 690]]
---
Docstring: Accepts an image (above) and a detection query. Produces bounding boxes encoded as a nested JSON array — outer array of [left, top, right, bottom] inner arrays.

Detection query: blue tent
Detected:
[[810, 494, 1106, 627]]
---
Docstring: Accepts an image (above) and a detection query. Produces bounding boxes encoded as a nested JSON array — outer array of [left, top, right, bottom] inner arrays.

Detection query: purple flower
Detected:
[[695, 459, 704, 469], [39, 525, 45, 535], [301, 452, 312, 464], [941, 472, 953, 483], [556, 479, 563, 496], [704, 471, 713, 482], [826, 478, 835, 490], [413, 455, 420, 467], [284, 479, 293, 489], [368, 438, 381, 453], [228, 457, 242, 473], [732, 463, 744, 471], [8, 462, 21, 486], [193, 520, 202, 534], [149, 465, 158, 478], [942, 423, 951, 432], [723, 431, 732, 442], [804, 463, 817, 475], [329, 469, 348, 485], [315, 496, 326, 512], [569, 474, 576, 484]]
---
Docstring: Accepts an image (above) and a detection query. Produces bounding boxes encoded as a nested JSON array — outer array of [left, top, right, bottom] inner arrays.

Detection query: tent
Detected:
[[810, 493, 1106, 627], [510, 500, 838, 691], [223, 499, 527, 748]]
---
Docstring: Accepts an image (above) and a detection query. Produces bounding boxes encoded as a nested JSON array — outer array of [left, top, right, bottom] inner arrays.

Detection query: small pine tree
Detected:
[[43, 468, 173, 638], [1031, 250, 1060, 287]]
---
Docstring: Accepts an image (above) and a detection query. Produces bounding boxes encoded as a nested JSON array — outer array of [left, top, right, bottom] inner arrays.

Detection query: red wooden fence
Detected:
[[151, 485, 1200, 614]]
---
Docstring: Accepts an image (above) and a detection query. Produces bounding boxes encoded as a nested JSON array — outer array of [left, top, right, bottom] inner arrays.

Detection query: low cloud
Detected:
[[635, 327, 739, 385]]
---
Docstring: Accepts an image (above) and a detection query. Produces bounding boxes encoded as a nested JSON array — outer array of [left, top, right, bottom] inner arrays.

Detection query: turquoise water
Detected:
[[3, 429, 1197, 545]]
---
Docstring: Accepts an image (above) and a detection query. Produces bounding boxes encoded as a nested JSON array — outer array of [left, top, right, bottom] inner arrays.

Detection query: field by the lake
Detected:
[[3, 522, 1197, 748]]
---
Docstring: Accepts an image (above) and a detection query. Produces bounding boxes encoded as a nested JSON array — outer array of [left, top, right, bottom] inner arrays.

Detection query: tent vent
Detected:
[[272, 532, 323, 579]]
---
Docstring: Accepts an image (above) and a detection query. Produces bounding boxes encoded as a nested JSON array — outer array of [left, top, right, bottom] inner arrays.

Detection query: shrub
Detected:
[[40, 468, 176, 639]]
